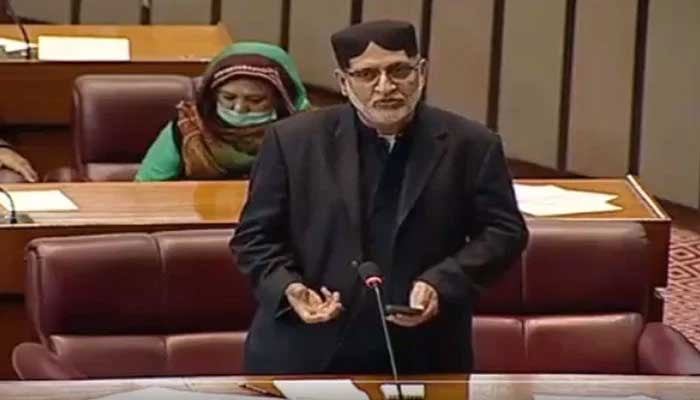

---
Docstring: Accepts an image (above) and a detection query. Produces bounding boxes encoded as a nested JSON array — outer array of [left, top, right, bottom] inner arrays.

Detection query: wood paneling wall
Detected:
[[639, 0, 700, 208], [498, 0, 566, 169], [10, 0, 700, 208]]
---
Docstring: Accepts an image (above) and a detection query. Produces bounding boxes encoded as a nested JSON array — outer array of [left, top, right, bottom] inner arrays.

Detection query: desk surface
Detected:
[[0, 180, 247, 227], [0, 177, 667, 227], [518, 175, 668, 221], [0, 24, 232, 62], [0, 374, 698, 400]]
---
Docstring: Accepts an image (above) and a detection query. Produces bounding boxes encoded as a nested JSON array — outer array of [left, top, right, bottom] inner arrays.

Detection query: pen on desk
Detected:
[[238, 382, 280, 397]]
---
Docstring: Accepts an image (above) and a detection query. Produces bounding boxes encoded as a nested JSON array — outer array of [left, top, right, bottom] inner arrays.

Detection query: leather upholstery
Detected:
[[68, 75, 196, 182], [13, 221, 700, 378]]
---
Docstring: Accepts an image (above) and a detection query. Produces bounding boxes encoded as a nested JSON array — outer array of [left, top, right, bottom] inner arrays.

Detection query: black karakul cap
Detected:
[[331, 20, 418, 69]]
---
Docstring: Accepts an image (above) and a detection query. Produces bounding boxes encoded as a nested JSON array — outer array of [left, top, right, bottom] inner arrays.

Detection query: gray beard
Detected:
[[345, 83, 423, 133]]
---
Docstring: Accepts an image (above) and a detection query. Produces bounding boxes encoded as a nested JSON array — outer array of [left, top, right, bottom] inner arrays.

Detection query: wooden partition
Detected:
[[8, 0, 700, 208]]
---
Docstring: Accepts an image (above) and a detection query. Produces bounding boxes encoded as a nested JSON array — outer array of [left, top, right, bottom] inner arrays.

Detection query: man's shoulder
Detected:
[[421, 104, 499, 146]]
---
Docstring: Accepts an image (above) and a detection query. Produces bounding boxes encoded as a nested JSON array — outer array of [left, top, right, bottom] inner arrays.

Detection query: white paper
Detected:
[[38, 35, 131, 61], [380, 384, 425, 399], [94, 387, 274, 400], [534, 395, 657, 400], [0, 37, 37, 53], [274, 379, 369, 400], [0, 190, 78, 212], [513, 184, 621, 217], [517, 198, 622, 217]]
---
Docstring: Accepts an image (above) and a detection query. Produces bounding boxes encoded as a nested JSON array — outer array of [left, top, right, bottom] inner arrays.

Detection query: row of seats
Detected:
[[13, 220, 700, 378]]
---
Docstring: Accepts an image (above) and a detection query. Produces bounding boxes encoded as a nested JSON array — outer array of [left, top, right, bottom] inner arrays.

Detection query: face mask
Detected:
[[217, 103, 278, 127]]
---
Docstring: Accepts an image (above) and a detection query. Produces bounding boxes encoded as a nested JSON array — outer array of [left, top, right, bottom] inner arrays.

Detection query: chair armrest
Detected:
[[0, 168, 26, 183], [12, 343, 86, 380], [638, 322, 700, 375], [43, 166, 88, 182]]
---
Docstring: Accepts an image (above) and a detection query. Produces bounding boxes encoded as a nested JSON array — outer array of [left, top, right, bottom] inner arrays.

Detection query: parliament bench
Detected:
[[12, 220, 700, 378]]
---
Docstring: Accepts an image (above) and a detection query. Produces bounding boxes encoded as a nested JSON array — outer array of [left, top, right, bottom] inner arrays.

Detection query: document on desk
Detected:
[[94, 387, 278, 400], [0, 37, 37, 53], [38, 35, 131, 61], [0, 190, 78, 212], [513, 183, 622, 217], [274, 379, 369, 400]]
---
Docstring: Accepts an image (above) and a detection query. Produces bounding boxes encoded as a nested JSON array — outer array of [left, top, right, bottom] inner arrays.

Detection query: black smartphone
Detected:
[[385, 304, 423, 316]]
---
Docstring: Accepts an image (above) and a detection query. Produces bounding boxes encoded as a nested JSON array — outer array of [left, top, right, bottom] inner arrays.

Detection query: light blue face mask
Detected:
[[217, 103, 278, 127]]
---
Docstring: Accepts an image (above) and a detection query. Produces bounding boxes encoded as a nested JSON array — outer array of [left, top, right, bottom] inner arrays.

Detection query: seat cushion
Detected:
[[524, 313, 643, 373], [51, 332, 247, 378]]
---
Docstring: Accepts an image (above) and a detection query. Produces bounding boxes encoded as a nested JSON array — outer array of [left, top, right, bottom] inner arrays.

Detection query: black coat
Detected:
[[231, 103, 528, 374]]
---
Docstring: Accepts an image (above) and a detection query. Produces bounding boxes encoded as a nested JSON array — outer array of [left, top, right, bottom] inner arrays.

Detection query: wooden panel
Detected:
[[80, 0, 142, 24], [426, 0, 493, 124], [1, 375, 700, 399], [221, 0, 282, 44], [11, 0, 71, 23], [151, 0, 212, 24], [361, 0, 423, 44], [566, 0, 637, 176], [498, 0, 566, 169], [288, 0, 351, 89], [639, 0, 700, 208], [0, 25, 231, 125]]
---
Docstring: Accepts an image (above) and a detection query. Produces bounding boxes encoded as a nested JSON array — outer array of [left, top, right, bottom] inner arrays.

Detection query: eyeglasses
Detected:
[[345, 61, 420, 85]]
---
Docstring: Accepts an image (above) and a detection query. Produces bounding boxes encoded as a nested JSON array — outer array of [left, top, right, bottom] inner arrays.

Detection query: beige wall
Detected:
[[362, 0, 423, 43], [639, 0, 700, 208], [221, 0, 282, 44], [151, 0, 211, 24], [13, 0, 71, 23], [566, 0, 637, 176], [427, 0, 493, 124], [498, 0, 566, 169], [288, 0, 351, 89], [81, 0, 142, 24], [12, 0, 700, 208]]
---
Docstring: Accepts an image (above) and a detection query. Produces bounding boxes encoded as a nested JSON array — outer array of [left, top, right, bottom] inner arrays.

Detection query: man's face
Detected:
[[336, 42, 427, 133]]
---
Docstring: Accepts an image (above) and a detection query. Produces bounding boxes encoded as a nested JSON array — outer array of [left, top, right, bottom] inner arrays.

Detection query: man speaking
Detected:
[[231, 20, 528, 374]]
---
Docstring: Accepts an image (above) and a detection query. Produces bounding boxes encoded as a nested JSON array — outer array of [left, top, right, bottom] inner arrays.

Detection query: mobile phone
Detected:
[[385, 304, 423, 316]]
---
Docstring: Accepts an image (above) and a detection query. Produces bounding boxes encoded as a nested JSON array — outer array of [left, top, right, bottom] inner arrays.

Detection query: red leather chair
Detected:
[[473, 220, 700, 374], [53, 74, 197, 182], [14, 229, 254, 379], [13, 221, 700, 378]]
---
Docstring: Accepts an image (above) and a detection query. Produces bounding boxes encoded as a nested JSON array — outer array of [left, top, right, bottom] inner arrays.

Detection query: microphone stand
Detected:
[[370, 283, 404, 400], [0, 187, 18, 224], [4, 0, 32, 60]]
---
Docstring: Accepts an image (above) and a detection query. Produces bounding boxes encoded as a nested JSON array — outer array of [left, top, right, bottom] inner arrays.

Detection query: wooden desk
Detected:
[[0, 178, 670, 379], [0, 181, 246, 293], [0, 24, 232, 125], [517, 175, 671, 321], [0, 374, 698, 399]]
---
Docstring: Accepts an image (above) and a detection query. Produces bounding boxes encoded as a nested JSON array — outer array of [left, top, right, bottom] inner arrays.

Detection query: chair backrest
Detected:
[[25, 229, 253, 377], [22, 220, 653, 376], [473, 219, 652, 374], [72, 75, 196, 181]]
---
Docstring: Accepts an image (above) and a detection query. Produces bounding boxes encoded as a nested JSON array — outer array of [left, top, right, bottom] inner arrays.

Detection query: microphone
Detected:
[[356, 261, 404, 400], [0, 186, 18, 224], [4, 0, 32, 60]]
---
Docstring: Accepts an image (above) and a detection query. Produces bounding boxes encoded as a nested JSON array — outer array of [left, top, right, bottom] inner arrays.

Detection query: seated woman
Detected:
[[135, 42, 311, 181]]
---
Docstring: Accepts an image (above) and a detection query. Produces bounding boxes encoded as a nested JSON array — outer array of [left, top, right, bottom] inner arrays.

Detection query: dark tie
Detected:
[[367, 136, 409, 301]]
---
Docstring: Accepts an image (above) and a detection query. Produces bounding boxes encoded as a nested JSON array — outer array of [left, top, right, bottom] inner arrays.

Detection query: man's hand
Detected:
[[0, 148, 38, 182], [387, 281, 439, 327], [285, 282, 343, 324]]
